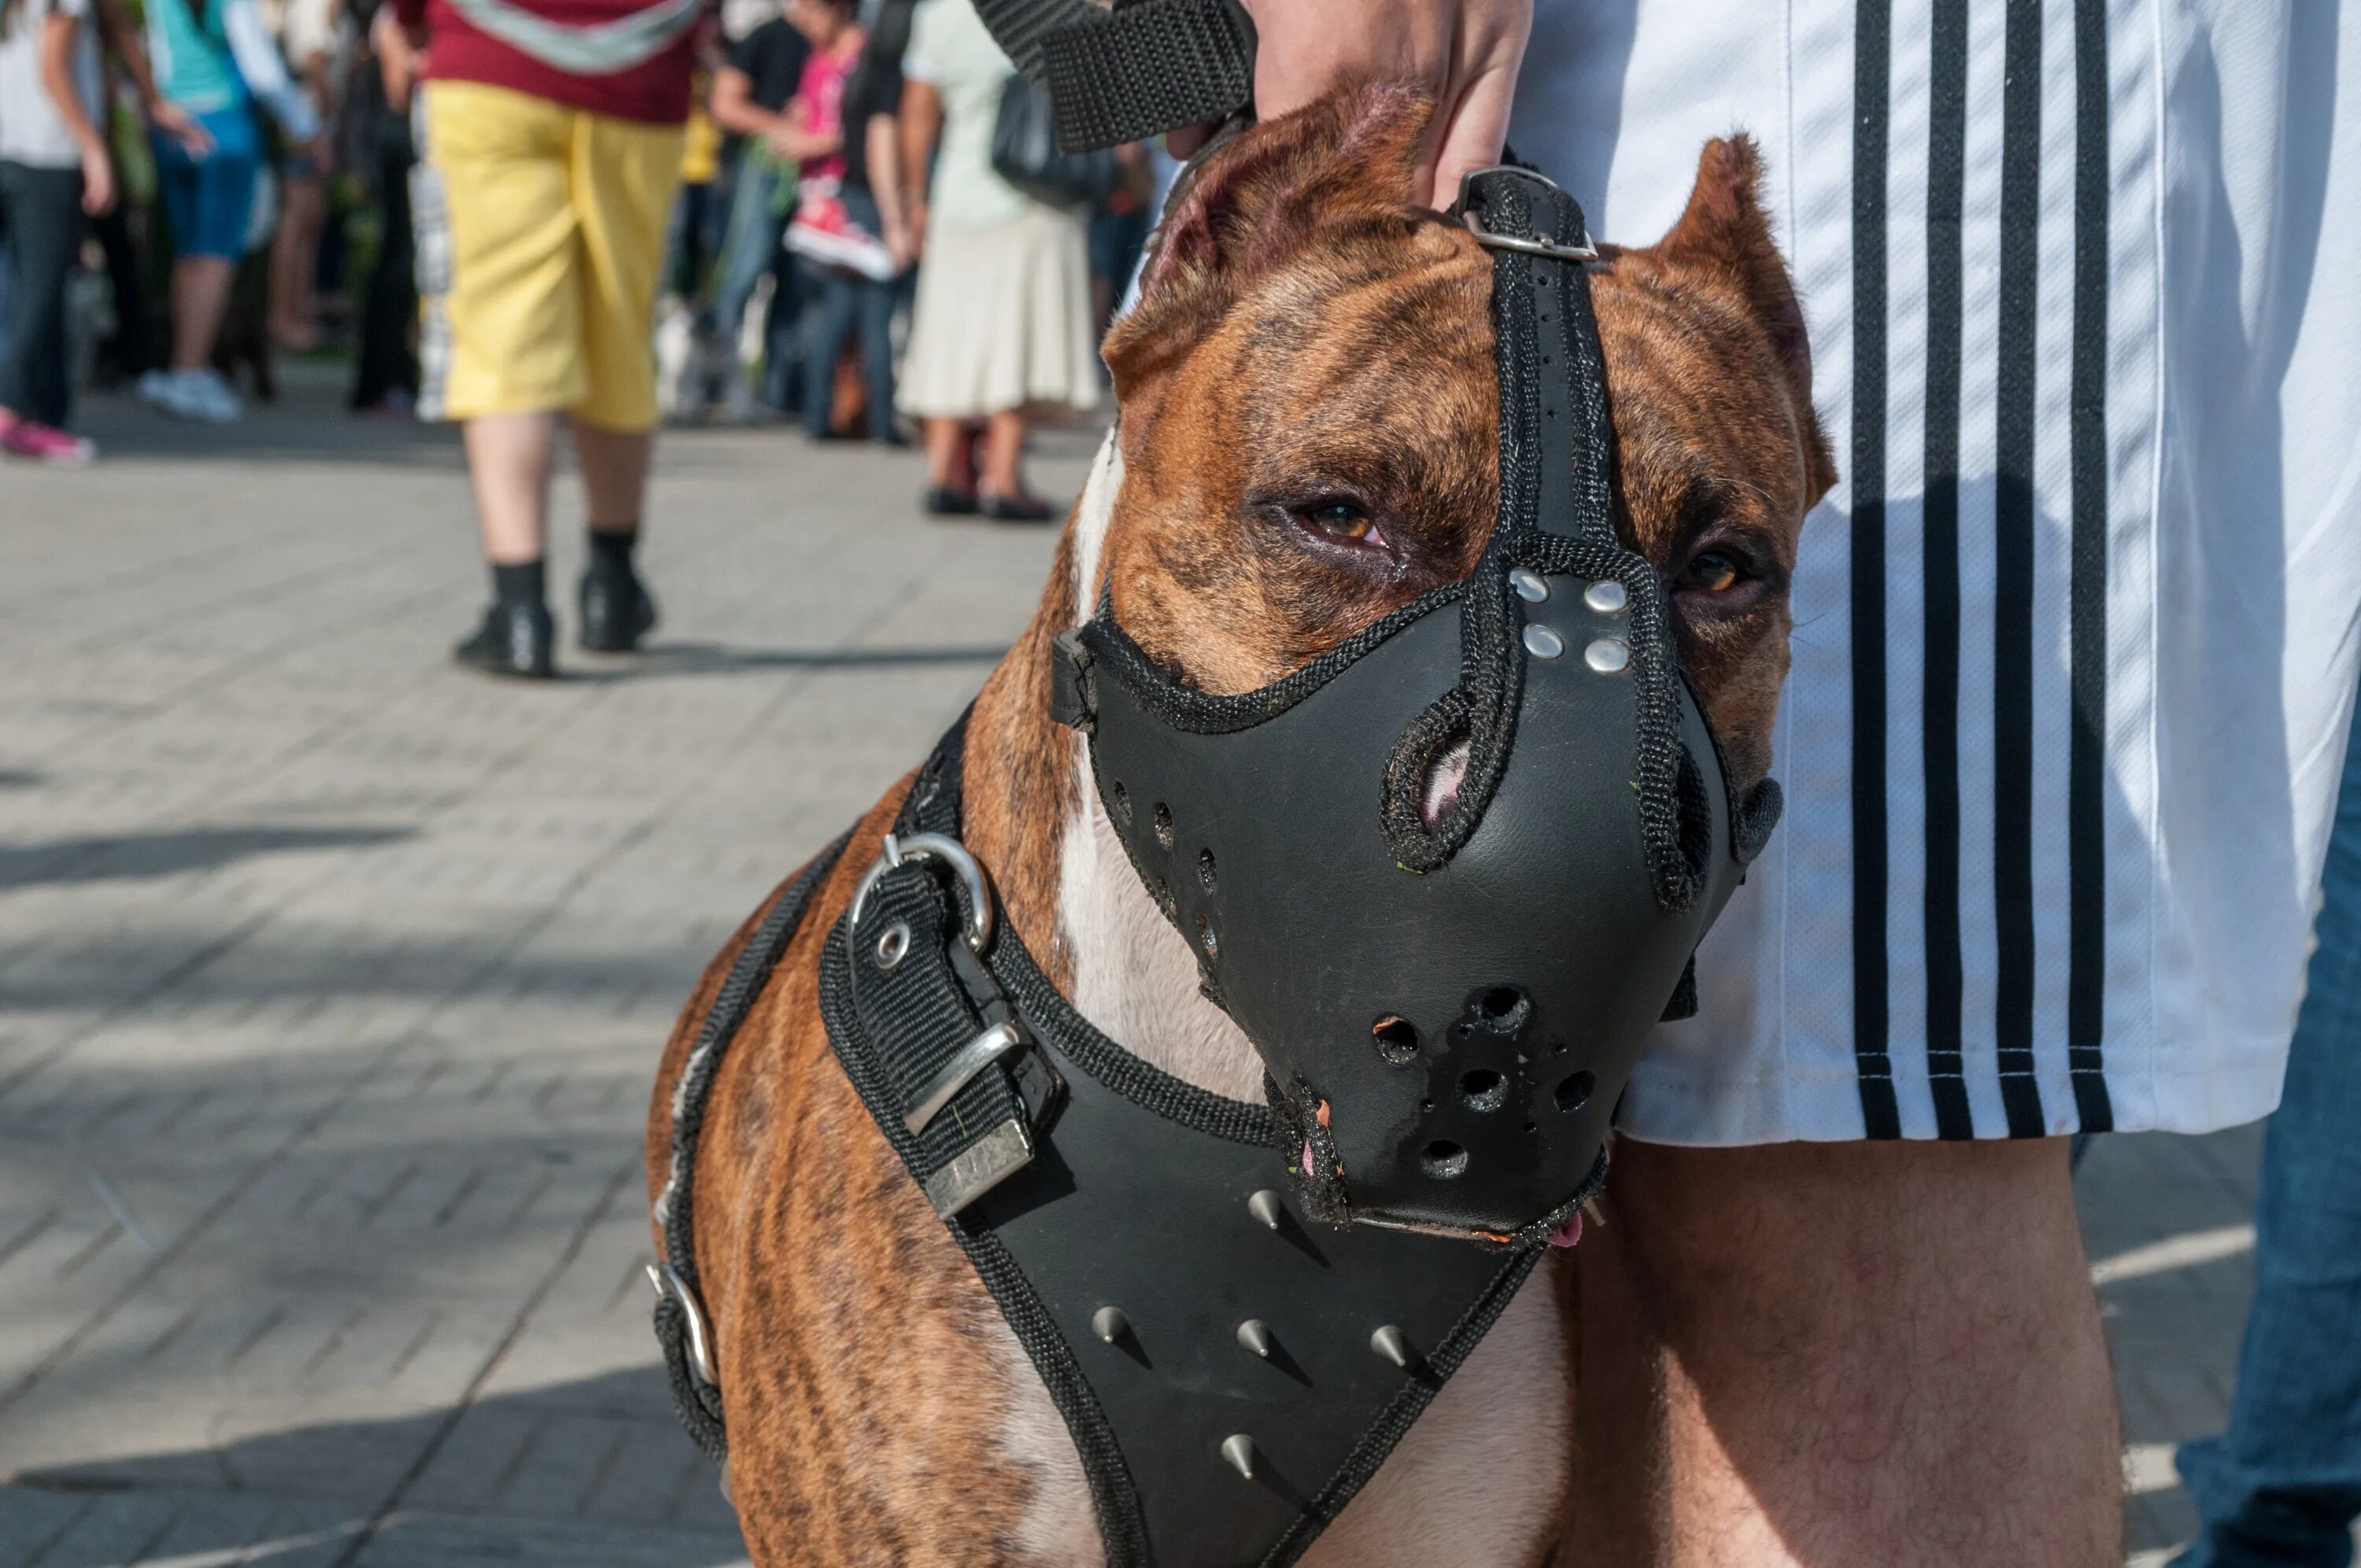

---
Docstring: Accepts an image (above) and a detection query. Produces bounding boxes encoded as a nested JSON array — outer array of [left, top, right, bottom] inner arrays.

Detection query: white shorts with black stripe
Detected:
[[1511, 0, 2361, 1143]]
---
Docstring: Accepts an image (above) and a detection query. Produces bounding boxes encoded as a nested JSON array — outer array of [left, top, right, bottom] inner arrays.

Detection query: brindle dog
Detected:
[[647, 82, 1834, 1567]]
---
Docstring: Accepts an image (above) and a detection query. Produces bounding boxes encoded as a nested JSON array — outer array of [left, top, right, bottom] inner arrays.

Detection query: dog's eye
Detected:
[[1679, 549, 1746, 594], [1299, 501, 1384, 547]]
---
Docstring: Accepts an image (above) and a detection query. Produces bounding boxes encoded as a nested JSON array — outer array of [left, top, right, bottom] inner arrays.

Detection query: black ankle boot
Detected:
[[578, 568, 658, 653], [454, 600, 555, 678]]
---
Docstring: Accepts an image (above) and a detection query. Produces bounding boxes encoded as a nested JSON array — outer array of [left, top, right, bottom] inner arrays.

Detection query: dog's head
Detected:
[[1096, 83, 1834, 787]]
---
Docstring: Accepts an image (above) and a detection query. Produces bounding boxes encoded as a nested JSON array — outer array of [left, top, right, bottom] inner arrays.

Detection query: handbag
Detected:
[[988, 72, 1117, 209]]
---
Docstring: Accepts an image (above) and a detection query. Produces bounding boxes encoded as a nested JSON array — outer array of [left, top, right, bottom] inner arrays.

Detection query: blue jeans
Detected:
[[2174, 703, 2361, 1567], [799, 185, 896, 441], [712, 156, 803, 411]]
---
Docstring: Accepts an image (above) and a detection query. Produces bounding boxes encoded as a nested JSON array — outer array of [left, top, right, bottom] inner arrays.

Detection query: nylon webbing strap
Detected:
[[844, 856, 1035, 1197], [1459, 167, 1613, 548], [655, 829, 852, 1460], [974, 0, 1256, 153], [836, 722, 1057, 1217], [1040, 0, 1255, 152]]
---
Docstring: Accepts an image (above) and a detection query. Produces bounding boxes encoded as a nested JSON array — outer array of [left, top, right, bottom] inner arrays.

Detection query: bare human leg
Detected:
[[1571, 1138, 2119, 1567], [168, 256, 237, 373], [463, 410, 559, 565], [923, 415, 970, 493], [268, 173, 326, 349], [980, 407, 1028, 499], [568, 415, 654, 536]]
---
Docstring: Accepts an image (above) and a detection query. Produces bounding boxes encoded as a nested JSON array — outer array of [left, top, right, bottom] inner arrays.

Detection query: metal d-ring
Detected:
[[1456, 164, 1600, 263], [647, 1260, 719, 1386], [848, 831, 994, 954]]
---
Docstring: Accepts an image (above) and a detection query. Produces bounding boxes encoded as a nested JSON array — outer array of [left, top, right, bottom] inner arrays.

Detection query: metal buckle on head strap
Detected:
[[1457, 164, 1600, 263]]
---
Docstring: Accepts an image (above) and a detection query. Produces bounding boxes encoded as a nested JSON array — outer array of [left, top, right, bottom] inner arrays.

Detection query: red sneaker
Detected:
[[785, 181, 898, 282], [0, 420, 96, 463]]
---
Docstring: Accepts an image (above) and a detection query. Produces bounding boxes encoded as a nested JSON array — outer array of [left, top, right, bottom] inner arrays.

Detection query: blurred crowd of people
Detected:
[[0, 0, 1159, 488]]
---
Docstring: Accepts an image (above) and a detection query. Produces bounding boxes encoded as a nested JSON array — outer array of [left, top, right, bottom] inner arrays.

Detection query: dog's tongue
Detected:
[[1546, 1212, 1583, 1249]]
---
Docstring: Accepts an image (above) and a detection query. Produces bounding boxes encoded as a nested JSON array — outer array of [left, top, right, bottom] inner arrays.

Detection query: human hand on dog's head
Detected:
[[1168, 0, 1532, 209], [1101, 82, 1837, 790]]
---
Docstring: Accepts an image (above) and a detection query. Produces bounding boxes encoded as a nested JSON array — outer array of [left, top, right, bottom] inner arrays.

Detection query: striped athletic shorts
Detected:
[[1509, 0, 2361, 1144]]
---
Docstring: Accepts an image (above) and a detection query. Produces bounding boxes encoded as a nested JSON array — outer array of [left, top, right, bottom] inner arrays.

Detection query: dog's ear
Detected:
[[1653, 135, 1834, 500], [1104, 81, 1432, 397], [1656, 138, 1812, 408]]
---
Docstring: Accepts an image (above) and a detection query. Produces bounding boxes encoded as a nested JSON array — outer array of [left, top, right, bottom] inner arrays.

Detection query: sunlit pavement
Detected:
[[0, 362, 2275, 1565]]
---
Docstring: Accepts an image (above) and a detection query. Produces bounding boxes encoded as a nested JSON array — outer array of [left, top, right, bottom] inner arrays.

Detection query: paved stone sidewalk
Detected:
[[0, 366, 2278, 1566]]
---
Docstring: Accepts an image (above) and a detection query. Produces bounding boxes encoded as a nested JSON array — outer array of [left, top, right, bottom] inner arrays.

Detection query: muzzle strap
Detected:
[[1458, 167, 1616, 551]]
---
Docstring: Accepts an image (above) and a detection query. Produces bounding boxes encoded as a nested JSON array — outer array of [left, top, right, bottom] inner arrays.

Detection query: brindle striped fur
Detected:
[[647, 82, 1831, 1566]]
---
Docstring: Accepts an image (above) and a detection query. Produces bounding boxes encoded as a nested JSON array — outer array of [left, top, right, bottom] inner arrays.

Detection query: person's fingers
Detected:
[[1421, 54, 1522, 208], [1165, 123, 1212, 160]]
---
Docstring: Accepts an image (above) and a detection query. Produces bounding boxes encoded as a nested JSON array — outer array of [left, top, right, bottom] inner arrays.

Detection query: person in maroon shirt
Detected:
[[398, 0, 708, 677]]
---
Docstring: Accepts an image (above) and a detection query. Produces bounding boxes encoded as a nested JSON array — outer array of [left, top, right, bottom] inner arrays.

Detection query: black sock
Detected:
[[587, 526, 640, 579], [492, 559, 546, 610]]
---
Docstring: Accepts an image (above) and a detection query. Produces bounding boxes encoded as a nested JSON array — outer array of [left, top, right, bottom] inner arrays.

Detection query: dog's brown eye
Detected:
[[1302, 502, 1380, 544], [1680, 550, 1743, 594]]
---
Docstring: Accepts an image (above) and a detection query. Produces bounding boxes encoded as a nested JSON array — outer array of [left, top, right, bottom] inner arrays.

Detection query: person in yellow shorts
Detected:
[[397, 0, 700, 677]]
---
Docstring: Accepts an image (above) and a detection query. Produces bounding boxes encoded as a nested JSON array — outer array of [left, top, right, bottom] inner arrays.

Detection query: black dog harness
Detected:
[[654, 167, 1776, 1566]]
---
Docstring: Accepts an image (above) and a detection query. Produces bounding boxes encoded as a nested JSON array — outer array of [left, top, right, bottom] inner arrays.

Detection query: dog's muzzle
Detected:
[[1050, 166, 1781, 1245]]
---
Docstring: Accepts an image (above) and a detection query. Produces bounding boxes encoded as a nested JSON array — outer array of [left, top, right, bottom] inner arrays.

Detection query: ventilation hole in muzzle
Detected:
[[1554, 1071, 1596, 1115], [1458, 1069, 1508, 1112], [1197, 848, 1217, 891], [1420, 1141, 1469, 1180], [1195, 914, 1218, 959], [1152, 802, 1174, 850], [1370, 1015, 1420, 1066], [1110, 780, 1132, 825], [1472, 986, 1529, 1032]]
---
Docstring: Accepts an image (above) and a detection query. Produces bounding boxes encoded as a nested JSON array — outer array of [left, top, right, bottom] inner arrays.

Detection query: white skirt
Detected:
[[1507, 1, 2361, 1144], [897, 203, 1103, 420]]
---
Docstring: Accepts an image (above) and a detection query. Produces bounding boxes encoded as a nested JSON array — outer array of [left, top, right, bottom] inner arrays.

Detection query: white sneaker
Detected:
[[136, 368, 175, 408], [152, 368, 242, 424]]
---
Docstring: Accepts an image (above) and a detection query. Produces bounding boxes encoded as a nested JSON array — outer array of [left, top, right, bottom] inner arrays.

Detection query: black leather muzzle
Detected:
[[1052, 166, 1780, 1244]]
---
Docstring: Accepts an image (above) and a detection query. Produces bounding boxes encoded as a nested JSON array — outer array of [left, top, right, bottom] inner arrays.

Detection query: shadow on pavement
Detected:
[[593, 641, 1010, 681], [11, 1366, 745, 1567], [0, 826, 414, 890]]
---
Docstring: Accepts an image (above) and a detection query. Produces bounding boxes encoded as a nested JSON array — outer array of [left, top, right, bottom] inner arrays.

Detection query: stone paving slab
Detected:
[[0, 364, 2301, 1566]]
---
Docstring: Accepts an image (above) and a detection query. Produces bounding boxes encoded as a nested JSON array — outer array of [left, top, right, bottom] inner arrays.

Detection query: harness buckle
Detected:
[[905, 1020, 1033, 1134], [1456, 164, 1600, 263], [849, 831, 994, 954]]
